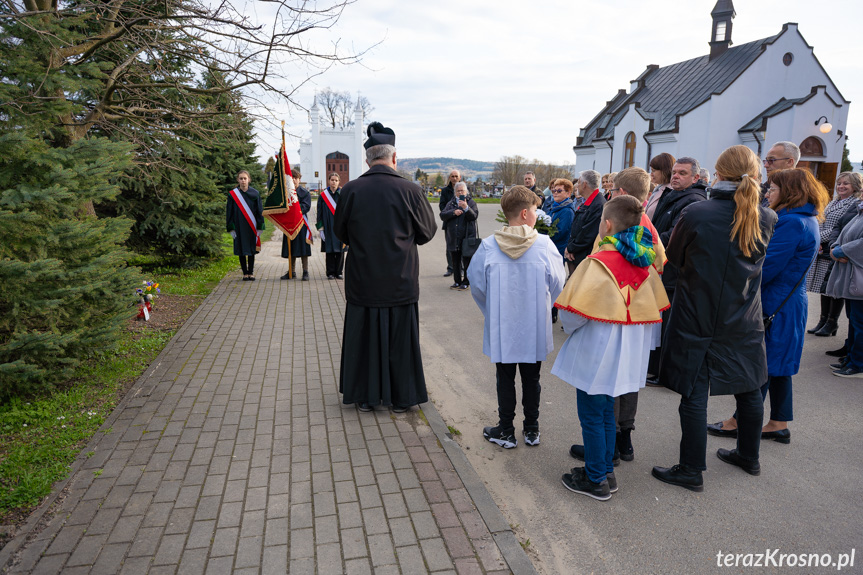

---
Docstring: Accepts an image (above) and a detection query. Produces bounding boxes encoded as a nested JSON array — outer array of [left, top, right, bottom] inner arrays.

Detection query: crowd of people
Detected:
[[228, 123, 857, 500]]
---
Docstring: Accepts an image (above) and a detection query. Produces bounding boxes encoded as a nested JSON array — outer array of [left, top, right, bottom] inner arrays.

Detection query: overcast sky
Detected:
[[248, 0, 862, 166]]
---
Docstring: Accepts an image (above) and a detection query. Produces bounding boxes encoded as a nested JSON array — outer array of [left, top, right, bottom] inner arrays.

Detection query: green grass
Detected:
[[148, 230, 273, 296], [0, 329, 173, 517]]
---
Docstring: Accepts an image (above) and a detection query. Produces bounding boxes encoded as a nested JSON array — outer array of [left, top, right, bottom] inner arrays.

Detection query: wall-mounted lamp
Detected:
[[836, 129, 844, 143], [815, 116, 833, 134]]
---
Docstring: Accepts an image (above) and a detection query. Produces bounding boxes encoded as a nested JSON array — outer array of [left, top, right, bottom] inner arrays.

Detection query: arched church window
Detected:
[[624, 132, 636, 168]]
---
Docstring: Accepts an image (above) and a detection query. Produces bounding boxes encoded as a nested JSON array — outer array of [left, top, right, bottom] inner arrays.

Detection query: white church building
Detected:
[[298, 97, 367, 191], [572, 0, 849, 191]]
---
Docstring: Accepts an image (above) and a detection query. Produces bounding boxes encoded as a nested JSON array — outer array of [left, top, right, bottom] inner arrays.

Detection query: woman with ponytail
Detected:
[[652, 145, 777, 492]]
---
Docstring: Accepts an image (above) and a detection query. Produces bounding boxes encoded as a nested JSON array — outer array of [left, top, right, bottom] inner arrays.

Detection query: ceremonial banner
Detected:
[[263, 128, 304, 240]]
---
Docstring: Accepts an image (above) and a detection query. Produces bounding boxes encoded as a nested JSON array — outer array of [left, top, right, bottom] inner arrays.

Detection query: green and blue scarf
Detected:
[[598, 225, 656, 268]]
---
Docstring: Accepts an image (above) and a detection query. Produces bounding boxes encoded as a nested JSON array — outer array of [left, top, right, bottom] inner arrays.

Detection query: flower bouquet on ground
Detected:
[[496, 209, 559, 237], [136, 281, 160, 320]]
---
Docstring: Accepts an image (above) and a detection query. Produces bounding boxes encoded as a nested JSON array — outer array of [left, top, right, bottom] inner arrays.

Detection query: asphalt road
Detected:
[[416, 204, 862, 575]]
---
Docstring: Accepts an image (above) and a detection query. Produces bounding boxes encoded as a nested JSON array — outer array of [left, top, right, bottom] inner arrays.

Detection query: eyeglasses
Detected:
[[610, 188, 622, 193], [551, 188, 566, 194], [763, 158, 791, 165]]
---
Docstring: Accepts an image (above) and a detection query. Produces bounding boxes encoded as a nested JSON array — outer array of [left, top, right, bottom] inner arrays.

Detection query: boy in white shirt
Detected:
[[467, 186, 566, 448]]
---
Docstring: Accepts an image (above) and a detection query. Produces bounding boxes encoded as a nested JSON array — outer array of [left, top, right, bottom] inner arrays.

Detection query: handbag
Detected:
[[461, 217, 481, 258], [763, 253, 817, 331]]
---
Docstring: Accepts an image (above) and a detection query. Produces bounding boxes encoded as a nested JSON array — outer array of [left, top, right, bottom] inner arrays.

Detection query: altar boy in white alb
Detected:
[[553, 195, 669, 501], [467, 185, 566, 449]]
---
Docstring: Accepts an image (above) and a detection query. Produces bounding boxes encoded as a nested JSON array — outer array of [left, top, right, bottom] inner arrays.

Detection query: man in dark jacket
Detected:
[[334, 122, 437, 413], [646, 157, 707, 385], [564, 170, 606, 274], [440, 170, 461, 277], [280, 169, 312, 280], [524, 171, 544, 205]]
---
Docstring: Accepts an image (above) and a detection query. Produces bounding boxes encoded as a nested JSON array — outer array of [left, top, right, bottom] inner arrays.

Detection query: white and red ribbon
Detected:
[[322, 188, 337, 215]]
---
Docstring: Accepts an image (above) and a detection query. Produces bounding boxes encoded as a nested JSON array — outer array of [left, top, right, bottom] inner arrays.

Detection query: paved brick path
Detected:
[[0, 237, 532, 574]]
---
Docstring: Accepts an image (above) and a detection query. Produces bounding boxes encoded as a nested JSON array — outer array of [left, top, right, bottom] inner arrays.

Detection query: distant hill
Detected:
[[398, 157, 495, 181]]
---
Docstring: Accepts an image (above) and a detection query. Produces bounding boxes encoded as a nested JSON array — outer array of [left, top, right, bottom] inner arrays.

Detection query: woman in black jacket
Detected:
[[652, 145, 777, 492], [440, 181, 478, 290]]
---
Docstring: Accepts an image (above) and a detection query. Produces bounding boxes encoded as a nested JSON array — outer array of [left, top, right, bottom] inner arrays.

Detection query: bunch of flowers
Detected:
[[136, 280, 160, 320], [495, 209, 559, 237]]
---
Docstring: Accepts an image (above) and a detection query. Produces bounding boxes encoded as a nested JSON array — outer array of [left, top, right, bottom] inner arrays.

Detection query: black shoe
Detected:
[[833, 365, 863, 378], [569, 444, 620, 467], [449, 283, 460, 290], [248, 275, 255, 281], [807, 316, 827, 334], [457, 284, 469, 291], [617, 430, 634, 462], [242, 276, 250, 281], [483, 425, 517, 449], [561, 467, 611, 501], [706, 421, 738, 438], [292, 271, 297, 279], [444, 270, 453, 277], [327, 275, 335, 280], [357, 402, 374, 412], [645, 376, 663, 387], [335, 274, 343, 280], [826, 345, 849, 357], [813, 319, 838, 337], [606, 472, 618, 493], [302, 271, 309, 281], [716, 448, 760, 475], [651, 464, 704, 492], [524, 429, 540, 446], [830, 357, 850, 369], [391, 405, 409, 413], [761, 429, 791, 444], [551, 307, 558, 324], [280, 272, 292, 280]]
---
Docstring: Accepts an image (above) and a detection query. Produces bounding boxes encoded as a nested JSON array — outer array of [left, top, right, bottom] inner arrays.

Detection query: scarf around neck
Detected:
[[598, 225, 656, 268]]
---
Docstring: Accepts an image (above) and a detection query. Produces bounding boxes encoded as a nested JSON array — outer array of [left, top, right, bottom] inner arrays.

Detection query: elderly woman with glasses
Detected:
[[806, 172, 863, 338]]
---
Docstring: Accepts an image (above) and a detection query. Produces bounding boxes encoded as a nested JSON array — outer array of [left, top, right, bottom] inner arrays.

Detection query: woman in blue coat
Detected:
[[545, 178, 577, 261], [708, 168, 828, 444]]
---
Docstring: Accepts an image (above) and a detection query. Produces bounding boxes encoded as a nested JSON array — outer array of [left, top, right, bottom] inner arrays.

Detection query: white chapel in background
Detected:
[[298, 94, 367, 190], [572, 0, 850, 190]]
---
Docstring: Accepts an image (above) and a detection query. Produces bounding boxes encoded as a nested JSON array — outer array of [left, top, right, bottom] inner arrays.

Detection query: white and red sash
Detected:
[[321, 188, 338, 215], [302, 213, 314, 244], [229, 187, 261, 252]]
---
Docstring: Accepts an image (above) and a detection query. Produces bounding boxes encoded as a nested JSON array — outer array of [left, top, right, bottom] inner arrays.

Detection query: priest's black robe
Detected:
[[334, 164, 437, 407]]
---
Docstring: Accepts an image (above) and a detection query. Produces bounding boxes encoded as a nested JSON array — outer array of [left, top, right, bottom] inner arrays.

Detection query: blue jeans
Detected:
[[576, 390, 615, 484], [847, 299, 863, 370]]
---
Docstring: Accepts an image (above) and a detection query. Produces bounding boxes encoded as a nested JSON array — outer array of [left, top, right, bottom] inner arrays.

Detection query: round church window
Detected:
[[783, 52, 793, 66]]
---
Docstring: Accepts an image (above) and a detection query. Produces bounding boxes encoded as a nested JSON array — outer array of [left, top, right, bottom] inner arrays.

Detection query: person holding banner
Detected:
[[281, 168, 313, 281], [226, 170, 265, 281], [335, 122, 437, 412], [317, 173, 347, 279]]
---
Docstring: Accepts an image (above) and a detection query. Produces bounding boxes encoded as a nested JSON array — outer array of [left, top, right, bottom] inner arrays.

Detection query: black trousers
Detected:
[[450, 250, 472, 285], [678, 365, 763, 470], [495, 362, 541, 432], [648, 288, 675, 376], [239, 255, 255, 275], [614, 391, 638, 432], [446, 250, 453, 273], [326, 252, 344, 277]]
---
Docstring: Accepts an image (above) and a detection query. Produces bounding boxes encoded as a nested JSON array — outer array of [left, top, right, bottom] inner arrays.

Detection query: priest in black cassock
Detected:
[[334, 122, 437, 413]]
